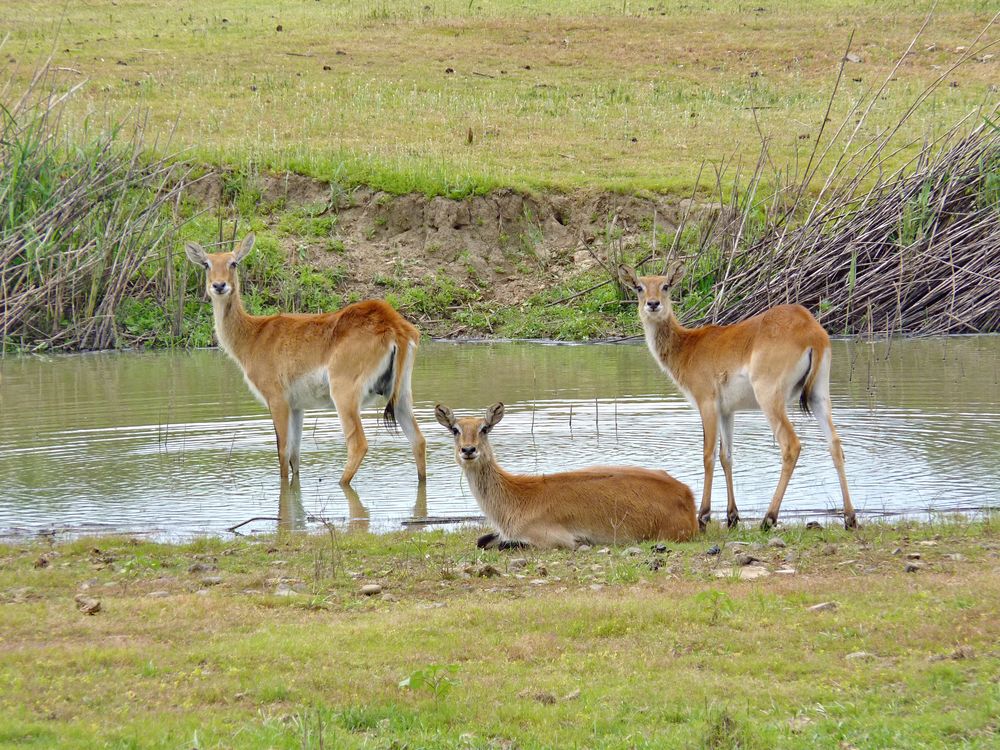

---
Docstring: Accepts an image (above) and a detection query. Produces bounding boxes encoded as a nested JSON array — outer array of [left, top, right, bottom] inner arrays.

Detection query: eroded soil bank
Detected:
[[183, 171, 720, 339]]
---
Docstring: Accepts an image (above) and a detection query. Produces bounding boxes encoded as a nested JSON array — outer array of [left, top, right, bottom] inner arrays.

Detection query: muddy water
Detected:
[[0, 338, 998, 538]]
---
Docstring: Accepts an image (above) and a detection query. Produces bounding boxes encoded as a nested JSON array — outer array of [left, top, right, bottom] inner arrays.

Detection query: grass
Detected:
[[4, 1, 997, 197], [1, 517, 997, 748]]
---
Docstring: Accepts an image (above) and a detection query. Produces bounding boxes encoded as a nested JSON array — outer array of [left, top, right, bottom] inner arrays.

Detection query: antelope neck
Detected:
[[211, 285, 253, 360]]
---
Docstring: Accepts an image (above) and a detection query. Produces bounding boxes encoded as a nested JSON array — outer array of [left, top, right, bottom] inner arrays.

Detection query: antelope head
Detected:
[[618, 260, 685, 323], [185, 233, 256, 299], [435, 403, 505, 466]]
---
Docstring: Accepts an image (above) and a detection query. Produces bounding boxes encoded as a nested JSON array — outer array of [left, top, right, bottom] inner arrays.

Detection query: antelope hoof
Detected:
[[760, 515, 777, 531], [698, 513, 712, 531], [726, 511, 740, 529], [844, 513, 858, 530], [476, 532, 499, 549]]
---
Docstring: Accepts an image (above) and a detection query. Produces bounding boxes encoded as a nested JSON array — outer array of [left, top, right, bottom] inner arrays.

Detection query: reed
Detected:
[[0, 62, 193, 351], [658, 15, 1000, 337]]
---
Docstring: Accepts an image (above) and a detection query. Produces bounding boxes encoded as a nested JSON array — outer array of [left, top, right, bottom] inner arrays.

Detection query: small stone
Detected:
[[735, 554, 762, 566], [596, 547, 610, 555], [195, 589, 210, 596], [147, 590, 170, 598], [576, 544, 592, 552], [33, 556, 50, 569], [822, 544, 837, 556], [360, 583, 383, 596], [74, 595, 101, 615], [788, 716, 813, 732], [647, 557, 663, 571], [845, 52, 863, 63], [529, 579, 548, 585], [201, 576, 223, 586], [918, 540, 938, 547], [784, 551, 797, 563], [533, 691, 556, 705], [714, 566, 770, 580], [891, 547, 903, 555], [589, 584, 604, 591], [188, 562, 217, 574], [381, 593, 398, 602], [767, 537, 787, 549], [536, 565, 548, 577], [946, 553, 965, 562], [906, 552, 921, 560], [509, 558, 528, 570], [475, 564, 501, 578], [808, 601, 838, 612], [775, 568, 797, 575], [622, 546, 643, 557], [562, 688, 581, 701], [845, 651, 876, 661], [274, 583, 295, 596], [706, 545, 721, 556], [805, 522, 823, 530], [652, 543, 668, 553], [904, 562, 923, 573]]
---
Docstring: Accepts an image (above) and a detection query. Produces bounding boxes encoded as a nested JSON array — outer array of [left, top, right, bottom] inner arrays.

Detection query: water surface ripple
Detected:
[[1, 338, 997, 538]]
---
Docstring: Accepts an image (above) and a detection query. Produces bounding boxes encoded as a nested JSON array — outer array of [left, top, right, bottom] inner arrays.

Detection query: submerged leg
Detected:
[[286, 408, 304, 476], [812, 394, 856, 529], [718, 411, 739, 528], [268, 399, 291, 479], [330, 377, 368, 485], [760, 399, 801, 530], [697, 402, 719, 530]]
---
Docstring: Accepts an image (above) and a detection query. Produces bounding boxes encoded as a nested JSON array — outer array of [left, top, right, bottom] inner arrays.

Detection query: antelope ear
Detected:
[[435, 404, 456, 430], [185, 242, 208, 266], [233, 233, 256, 263], [618, 264, 640, 289], [665, 259, 685, 287], [483, 402, 505, 431]]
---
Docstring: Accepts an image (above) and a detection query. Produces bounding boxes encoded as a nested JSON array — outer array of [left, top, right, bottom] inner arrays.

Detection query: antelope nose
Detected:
[[212, 282, 227, 294], [460, 446, 476, 458], [646, 300, 661, 311]]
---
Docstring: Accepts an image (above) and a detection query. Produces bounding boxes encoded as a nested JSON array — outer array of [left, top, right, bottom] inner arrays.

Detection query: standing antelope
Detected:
[[185, 233, 426, 485], [435, 402, 697, 549], [619, 262, 855, 531]]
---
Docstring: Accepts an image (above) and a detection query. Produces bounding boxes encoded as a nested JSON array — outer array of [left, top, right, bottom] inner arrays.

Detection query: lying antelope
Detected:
[[435, 402, 698, 548], [619, 262, 854, 530], [185, 233, 426, 485]]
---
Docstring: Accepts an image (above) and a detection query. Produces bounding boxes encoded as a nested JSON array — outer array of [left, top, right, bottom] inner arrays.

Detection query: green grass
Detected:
[[1, 518, 997, 748], [4, 1, 997, 197]]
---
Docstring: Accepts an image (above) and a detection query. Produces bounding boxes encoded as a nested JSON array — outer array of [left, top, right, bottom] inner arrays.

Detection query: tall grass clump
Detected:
[[661, 18, 1000, 337], [0, 64, 192, 351]]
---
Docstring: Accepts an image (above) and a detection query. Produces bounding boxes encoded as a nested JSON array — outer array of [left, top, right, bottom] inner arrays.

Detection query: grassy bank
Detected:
[[1, 518, 997, 748], [4, 1, 997, 196]]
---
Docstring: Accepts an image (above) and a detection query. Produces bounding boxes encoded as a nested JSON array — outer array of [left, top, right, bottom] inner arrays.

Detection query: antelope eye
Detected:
[[228, 260, 237, 269], [635, 284, 644, 293], [661, 284, 670, 291], [202, 261, 210, 269], [451, 427, 459, 436]]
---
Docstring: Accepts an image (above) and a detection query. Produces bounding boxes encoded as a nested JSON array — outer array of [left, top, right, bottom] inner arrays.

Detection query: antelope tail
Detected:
[[798, 347, 820, 415], [381, 331, 417, 432]]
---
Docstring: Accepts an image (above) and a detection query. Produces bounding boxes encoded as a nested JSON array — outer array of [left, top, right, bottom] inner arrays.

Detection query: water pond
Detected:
[[0, 337, 997, 539]]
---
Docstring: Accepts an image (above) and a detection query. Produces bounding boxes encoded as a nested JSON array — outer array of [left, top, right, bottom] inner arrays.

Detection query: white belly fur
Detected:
[[719, 369, 759, 412], [286, 368, 336, 410]]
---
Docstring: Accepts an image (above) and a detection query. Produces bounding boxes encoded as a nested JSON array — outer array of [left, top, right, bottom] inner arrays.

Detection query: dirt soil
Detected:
[[186, 171, 723, 312]]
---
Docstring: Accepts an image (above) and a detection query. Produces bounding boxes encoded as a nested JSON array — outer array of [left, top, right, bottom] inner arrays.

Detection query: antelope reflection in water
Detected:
[[277, 478, 428, 534]]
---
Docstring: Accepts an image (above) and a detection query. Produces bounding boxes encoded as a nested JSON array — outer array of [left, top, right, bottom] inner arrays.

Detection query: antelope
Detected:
[[185, 233, 426, 485], [435, 403, 698, 549], [619, 262, 855, 531]]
